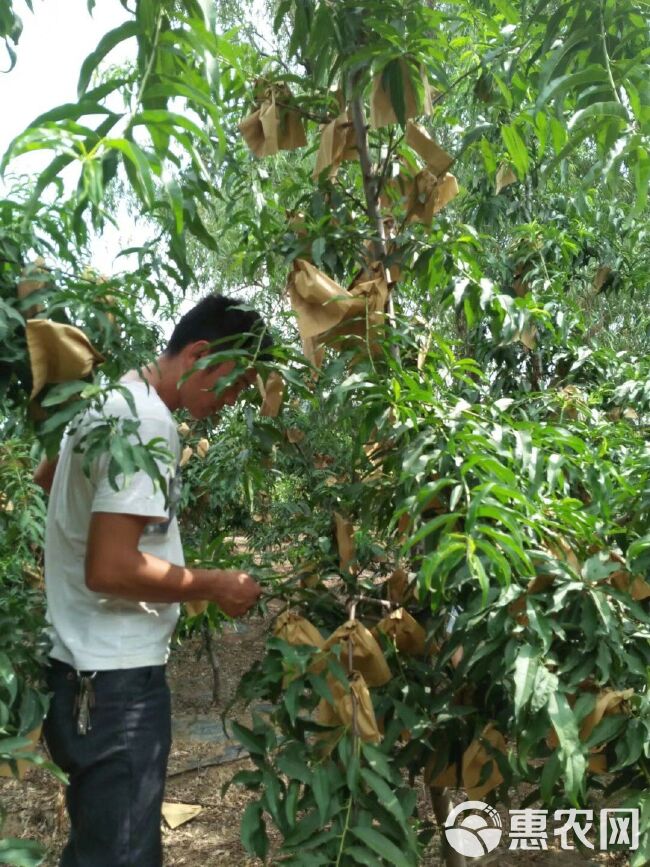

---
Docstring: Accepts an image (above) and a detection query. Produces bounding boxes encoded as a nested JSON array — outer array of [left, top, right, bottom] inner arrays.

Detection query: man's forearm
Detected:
[[86, 549, 219, 603], [33, 456, 59, 493], [85, 512, 262, 616]]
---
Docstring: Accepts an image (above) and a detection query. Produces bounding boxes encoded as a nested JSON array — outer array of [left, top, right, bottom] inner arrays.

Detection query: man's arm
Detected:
[[85, 512, 261, 617], [33, 456, 59, 493]]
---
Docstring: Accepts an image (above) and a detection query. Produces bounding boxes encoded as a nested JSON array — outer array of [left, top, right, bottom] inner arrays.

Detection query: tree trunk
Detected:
[[349, 73, 399, 361], [429, 786, 467, 867]]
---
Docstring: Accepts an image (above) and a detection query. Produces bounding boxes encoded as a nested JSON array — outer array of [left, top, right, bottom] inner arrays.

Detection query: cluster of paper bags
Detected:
[[239, 70, 459, 228], [274, 606, 509, 797], [274, 608, 427, 745]]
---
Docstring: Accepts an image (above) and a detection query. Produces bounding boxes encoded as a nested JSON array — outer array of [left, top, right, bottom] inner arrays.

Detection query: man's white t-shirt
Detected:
[[44, 381, 183, 671]]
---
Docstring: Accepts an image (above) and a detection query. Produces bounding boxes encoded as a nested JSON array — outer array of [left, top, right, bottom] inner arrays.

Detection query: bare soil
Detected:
[[0, 614, 631, 866]]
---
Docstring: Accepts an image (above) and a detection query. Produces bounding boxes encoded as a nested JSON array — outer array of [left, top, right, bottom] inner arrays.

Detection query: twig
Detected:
[[599, 1, 622, 105], [202, 619, 220, 703], [274, 98, 333, 125]]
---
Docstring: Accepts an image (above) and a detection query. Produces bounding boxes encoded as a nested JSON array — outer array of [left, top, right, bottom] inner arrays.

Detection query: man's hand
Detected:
[[209, 570, 262, 617]]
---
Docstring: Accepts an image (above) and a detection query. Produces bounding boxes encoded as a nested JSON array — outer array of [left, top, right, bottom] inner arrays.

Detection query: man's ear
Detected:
[[186, 340, 211, 365]]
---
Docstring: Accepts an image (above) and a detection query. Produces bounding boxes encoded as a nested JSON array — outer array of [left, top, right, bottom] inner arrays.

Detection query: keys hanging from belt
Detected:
[[74, 672, 97, 735]]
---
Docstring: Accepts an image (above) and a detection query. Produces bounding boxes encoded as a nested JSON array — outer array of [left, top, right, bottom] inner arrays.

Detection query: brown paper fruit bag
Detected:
[[259, 370, 285, 417], [406, 170, 457, 224], [322, 263, 389, 358], [387, 567, 414, 603], [185, 600, 209, 617], [426, 723, 506, 799], [405, 121, 453, 176], [334, 511, 356, 573], [609, 569, 650, 601], [26, 319, 104, 399], [374, 607, 426, 656], [274, 611, 325, 649], [315, 672, 382, 743], [323, 619, 391, 686], [276, 611, 327, 683], [239, 85, 307, 157], [547, 689, 633, 772], [288, 260, 357, 340], [370, 59, 435, 129], [314, 112, 358, 179], [495, 164, 517, 194], [288, 260, 388, 364]]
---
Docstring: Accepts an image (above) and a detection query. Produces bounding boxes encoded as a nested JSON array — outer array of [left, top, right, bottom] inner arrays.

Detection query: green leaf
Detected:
[[568, 101, 629, 129], [276, 743, 312, 785], [103, 138, 156, 206], [230, 721, 266, 756], [345, 846, 384, 867], [39, 381, 89, 408], [501, 124, 530, 178], [350, 826, 413, 867], [513, 644, 540, 720], [360, 743, 393, 781], [240, 800, 268, 859], [546, 692, 586, 805], [311, 764, 331, 825], [385, 60, 407, 127], [360, 768, 407, 827], [77, 21, 140, 97]]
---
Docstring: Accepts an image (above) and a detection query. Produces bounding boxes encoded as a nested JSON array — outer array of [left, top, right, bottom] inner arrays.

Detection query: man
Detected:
[[34, 295, 268, 867]]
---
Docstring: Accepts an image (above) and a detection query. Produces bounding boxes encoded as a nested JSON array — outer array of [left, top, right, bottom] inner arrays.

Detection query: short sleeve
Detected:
[[91, 415, 179, 522]]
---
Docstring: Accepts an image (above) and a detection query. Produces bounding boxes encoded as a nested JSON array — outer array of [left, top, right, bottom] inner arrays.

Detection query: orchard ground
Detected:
[[0, 615, 630, 867]]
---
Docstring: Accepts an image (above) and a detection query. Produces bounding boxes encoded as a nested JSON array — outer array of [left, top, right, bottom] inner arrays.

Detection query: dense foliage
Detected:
[[0, 0, 649, 864]]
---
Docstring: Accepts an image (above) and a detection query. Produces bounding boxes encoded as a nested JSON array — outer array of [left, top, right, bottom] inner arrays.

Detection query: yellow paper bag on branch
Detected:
[[406, 170, 459, 224], [426, 724, 506, 799], [274, 611, 325, 649], [547, 689, 633, 772], [580, 689, 633, 742], [374, 607, 426, 656], [315, 672, 382, 743], [387, 567, 414, 603], [323, 619, 391, 686], [314, 112, 358, 179], [287, 260, 388, 364], [495, 164, 517, 194], [288, 259, 357, 339], [334, 511, 356, 573], [26, 319, 104, 399], [405, 121, 453, 176], [259, 370, 285, 417], [370, 59, 436, 129], [609, 569, 650, 601], [340, 262, 389, 338], [239, 84, 307, 157], [185, 600, 208, 617]]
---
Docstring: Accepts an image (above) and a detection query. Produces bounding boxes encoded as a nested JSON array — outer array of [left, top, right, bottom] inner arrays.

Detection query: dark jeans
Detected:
[[43, 658, 171, 867]]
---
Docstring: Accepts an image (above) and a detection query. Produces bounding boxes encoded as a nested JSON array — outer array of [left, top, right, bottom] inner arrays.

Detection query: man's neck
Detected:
[[123, 355, 182, 412]]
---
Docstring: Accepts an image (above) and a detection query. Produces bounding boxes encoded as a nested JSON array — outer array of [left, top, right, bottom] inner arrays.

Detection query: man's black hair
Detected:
[[165, 295, 273, 359]]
